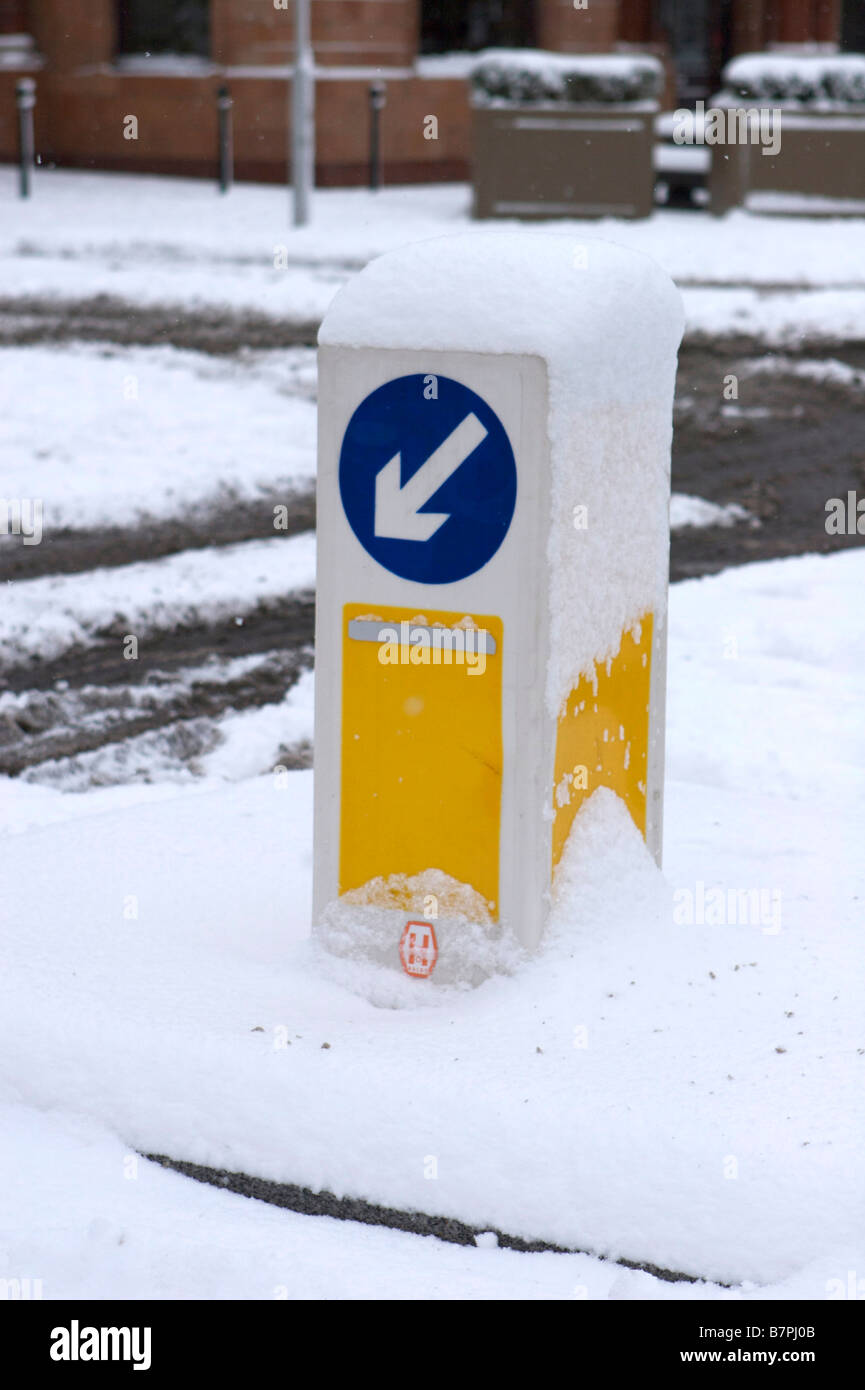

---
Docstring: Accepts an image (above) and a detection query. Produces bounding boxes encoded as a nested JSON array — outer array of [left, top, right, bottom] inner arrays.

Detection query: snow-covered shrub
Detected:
[[470, 49, 663, 106], [719, 51, 865, 107]]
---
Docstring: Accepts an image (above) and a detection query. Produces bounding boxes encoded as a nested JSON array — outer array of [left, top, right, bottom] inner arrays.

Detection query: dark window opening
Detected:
[[842, 0, 865, 52], [656, 0, 734, 103], [0, 1, 27, 36], [117, 0, 210, 57], [420, 0, 536, 55]]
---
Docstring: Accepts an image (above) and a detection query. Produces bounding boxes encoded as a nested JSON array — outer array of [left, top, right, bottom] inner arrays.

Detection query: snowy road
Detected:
[[2, 331, 863, 786]]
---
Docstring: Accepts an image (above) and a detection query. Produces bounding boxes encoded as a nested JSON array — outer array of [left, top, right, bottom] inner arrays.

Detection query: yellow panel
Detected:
[[552, 614, 654, 872], [340, 603, 503, 920]]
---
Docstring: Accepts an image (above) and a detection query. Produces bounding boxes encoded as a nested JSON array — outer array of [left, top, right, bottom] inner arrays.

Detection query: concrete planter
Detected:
[[472, 102, 657, 220], [711, 109, 865, 215]]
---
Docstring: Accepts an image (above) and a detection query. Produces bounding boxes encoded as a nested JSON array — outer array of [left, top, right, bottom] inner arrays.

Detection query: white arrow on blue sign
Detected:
[[338, 374, 518, 584]]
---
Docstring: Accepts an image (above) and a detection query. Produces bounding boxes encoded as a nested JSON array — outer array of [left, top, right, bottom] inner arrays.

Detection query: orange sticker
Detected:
[[399, 922, 438, 979]]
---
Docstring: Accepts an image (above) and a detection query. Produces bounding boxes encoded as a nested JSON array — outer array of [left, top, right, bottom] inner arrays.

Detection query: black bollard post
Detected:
[[16, 77, 36, 199], [217, 83, 234, 194], [368, 81, 386, 192]]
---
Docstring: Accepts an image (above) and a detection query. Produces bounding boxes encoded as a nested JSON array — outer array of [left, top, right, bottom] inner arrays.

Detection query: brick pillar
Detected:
[[29, 0, 114, 70], [537, 0, 621, 53], [815, 0, 842, 43], [731, 0, 770, 54], [619, 0, 654, 45], [776, 0, 817, 43]]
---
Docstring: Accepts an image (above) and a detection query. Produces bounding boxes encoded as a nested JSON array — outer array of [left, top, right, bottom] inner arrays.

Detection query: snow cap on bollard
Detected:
[[313, 231, 684, 989]]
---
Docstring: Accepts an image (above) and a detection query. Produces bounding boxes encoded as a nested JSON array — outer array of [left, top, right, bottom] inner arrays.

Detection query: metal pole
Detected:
[[292, 0, 315, 226], [217, 83, 233, 194], [16, 78, 36, 200], [368, 81, 386, 191]]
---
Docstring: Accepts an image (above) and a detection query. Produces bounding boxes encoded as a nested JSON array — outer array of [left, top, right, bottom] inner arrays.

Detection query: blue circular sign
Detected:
[[338, 374, 517, 585]]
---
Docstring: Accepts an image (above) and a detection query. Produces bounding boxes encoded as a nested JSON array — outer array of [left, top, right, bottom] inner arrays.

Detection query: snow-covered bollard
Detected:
[[313, 233, 683, 987]]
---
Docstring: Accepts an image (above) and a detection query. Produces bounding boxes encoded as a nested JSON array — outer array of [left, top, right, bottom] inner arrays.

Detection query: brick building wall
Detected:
[[211, 0, 419, 69], [732, 0, 841, 48], [0, 0, 852, 185], [537, 0, 619, 52]]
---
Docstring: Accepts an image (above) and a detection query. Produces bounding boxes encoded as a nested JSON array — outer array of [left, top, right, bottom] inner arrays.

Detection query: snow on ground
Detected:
[[0, 533, 315, 668], [0, 344, 317, 533], [1, 548, 862, 1297], [4, 1097, 853, 1300], [0, 1102, 633, 1301], [682, 286, 865, 346], [12, 665, 315, 795], [13, 665, 314, 794], [0, 493, 747, 673], [3, 168, 862, 287], [741, 353, 865, 391], [2, 168, 864, 344], [197, 667, 313, 780], [12, 1099, 833, 1302], [0, 337, 745, 551], [0, 248, 341, 324], [670, 494, 754, 529]]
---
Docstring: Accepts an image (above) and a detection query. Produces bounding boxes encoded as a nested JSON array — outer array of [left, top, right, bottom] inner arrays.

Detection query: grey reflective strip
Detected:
[[494, 200, 637, 216], [347, 620, 497, 655], [511, 118, 645, 132]]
